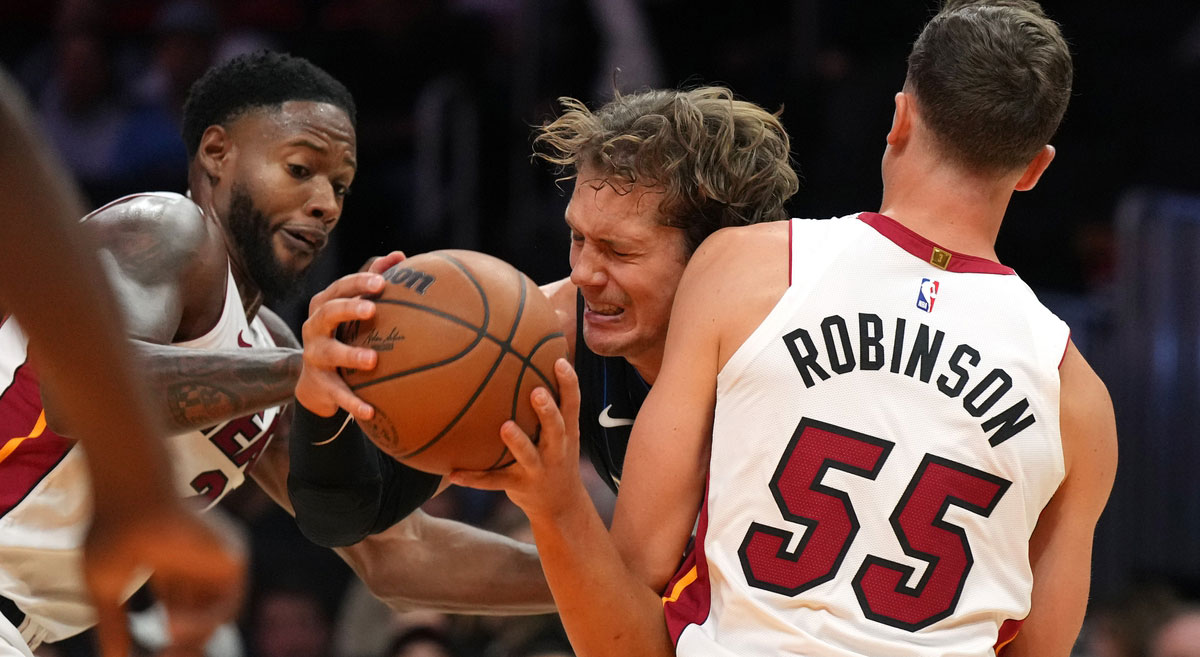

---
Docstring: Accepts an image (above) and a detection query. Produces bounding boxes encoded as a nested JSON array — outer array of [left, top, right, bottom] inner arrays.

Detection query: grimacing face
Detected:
[[566, 165, 689, 381], [222, 100, 356, 300]]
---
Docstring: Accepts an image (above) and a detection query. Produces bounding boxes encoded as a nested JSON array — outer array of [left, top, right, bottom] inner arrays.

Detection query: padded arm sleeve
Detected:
[[287, 405, 441, 547]]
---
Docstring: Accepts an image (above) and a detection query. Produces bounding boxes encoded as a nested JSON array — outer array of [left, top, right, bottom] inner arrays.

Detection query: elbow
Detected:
[[287, 476, 379, 548]]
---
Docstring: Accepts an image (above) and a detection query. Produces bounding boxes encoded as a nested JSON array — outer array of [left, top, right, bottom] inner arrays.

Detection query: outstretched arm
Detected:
[[286, 257, 449, 545], [0, 65, 243, 657], [133, 340, 301, 434], [249, 297, 555, 615], [252, 414, 554, 615], [1001, 342, 1117, 656]]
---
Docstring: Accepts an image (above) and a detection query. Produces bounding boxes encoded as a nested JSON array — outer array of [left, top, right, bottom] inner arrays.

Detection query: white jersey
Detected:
[[664, 214, 1069, 657], [0, 193, 283, 645]]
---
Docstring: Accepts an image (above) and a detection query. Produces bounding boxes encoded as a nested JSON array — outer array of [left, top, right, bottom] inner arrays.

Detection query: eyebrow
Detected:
[[563, 216, 632, 250], [288, 138, 358, 171]]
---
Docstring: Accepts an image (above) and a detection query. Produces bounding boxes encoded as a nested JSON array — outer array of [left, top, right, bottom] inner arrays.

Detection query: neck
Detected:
[[188, 167, 264, 322], [879, 157, 1016, 261]]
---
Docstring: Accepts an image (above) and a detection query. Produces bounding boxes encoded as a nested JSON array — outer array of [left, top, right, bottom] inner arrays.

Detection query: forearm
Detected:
[[134, 340, 302, 433], [288, 405, 443, 547], [334, 510, 556, 615], [526, 492, 673, 657]]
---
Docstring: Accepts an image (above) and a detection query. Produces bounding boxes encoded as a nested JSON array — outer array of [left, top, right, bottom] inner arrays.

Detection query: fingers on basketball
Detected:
[[341, 250, 568, 475]]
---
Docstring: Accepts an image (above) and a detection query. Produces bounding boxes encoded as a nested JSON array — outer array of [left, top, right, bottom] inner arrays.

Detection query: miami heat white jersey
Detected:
[[664, 213, 1069, 657], [0, 193, 283, 644]]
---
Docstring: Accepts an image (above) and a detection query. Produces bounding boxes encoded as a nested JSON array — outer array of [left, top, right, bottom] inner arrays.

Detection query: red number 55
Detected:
[[738, 418, 1011, 631]]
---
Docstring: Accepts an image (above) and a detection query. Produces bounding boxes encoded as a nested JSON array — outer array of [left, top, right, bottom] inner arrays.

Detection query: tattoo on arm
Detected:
[[135, 341, 303, 433]]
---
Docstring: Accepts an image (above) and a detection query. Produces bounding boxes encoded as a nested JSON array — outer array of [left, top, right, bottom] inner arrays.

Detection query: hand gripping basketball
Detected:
[[338, 250, 569, 474], [297, 251, 406, 420], [450, 358, 590, 523]]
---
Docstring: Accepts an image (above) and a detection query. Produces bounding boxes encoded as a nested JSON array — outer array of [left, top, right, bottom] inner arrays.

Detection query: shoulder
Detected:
[[257, 306, 300, 349], [82, 192, 218, 282], [682, 221, 790, 300], [690, 220, 789, 271], [540, 277, 577, 363], [84, 192, 208, 245], [680, 221, 791, 366]]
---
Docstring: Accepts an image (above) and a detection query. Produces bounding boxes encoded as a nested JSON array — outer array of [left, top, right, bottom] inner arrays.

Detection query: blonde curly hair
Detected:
[[534, 87, 799, 254]]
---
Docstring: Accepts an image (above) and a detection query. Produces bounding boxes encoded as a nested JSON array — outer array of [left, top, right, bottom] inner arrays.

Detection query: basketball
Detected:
[[338, 250, 568, 474]]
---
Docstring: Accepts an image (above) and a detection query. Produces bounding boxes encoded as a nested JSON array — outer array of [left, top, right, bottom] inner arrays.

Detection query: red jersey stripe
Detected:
[[663, 477, 713, 644], [0, 363, 74, 518]]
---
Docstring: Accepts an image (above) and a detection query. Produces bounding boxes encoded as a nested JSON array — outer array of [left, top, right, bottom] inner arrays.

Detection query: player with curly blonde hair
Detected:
[[288, 86, 800, 540]]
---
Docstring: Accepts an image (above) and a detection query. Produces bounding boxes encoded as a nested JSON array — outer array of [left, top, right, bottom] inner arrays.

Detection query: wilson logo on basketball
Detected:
[[383, 266, 437, 294]]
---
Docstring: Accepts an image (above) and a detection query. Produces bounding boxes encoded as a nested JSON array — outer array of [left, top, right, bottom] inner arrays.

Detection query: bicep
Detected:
[[1006, 343, 1117, 656]]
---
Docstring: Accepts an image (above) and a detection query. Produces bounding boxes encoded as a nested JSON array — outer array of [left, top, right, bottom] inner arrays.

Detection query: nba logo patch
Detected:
[[916, 278, 939, 312]]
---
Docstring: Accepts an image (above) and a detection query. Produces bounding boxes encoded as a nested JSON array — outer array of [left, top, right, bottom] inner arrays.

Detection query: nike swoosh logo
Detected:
[[237, 330, 252, 348], [598, 404, 635, 428]]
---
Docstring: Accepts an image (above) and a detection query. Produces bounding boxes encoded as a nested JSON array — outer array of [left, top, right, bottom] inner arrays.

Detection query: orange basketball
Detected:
[[338, 250, 568, 474]]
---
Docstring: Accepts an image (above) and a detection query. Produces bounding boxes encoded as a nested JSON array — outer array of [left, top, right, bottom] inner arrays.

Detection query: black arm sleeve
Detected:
[[287, 404, 442, 547]]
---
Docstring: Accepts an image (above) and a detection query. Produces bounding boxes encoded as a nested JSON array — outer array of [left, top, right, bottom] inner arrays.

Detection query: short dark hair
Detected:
[[905, 0, 1072, 172], [181, 50, 356, 157], [534, 87, 799, 255]]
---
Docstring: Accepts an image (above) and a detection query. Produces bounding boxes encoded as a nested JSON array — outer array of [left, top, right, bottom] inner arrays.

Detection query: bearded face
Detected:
[[226, 183, 311, 305]]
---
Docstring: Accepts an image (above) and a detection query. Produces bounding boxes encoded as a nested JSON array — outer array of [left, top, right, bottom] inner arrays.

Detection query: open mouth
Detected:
[[585, 300, 624, 318]]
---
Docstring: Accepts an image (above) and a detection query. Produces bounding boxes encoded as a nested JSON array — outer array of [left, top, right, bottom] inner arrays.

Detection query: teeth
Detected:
[[589, 304, 622, 316]]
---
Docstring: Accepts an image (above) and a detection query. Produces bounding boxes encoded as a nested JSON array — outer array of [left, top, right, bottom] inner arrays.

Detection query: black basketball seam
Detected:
[[353, 303, 563, 388], [505, 267, 527, 342], [350, 252, 491, 392], [348, 326, 486, 391], [488, 272, 530, 471], [522, 332, 564, 390], [398, 335, 512, 459], [392, 253, 497, 459], [505, 272, 531, 422], [353, 252, 565, 465], [348, 300, 564, 393], [485, 449, 515, 471]]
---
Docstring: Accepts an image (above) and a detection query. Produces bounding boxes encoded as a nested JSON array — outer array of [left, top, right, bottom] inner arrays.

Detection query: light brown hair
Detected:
[[534, 87, 799, 254], [906, 0, 1072, 172]]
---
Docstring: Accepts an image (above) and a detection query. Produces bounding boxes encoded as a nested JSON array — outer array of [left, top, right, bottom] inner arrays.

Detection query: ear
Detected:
[[195, 125, 233, 182], [885, 92, 912, 147], [1014, 145, 1056, 192]]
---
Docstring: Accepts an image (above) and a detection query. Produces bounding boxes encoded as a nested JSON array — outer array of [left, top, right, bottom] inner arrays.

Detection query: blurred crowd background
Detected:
[[2, 0, 1199, 656]]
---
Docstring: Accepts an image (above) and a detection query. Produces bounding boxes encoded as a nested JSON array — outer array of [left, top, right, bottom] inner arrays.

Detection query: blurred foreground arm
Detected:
[[0, 67, 244, 657]]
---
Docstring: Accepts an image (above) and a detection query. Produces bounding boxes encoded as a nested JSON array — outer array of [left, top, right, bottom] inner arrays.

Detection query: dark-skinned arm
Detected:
[[132, 340, 301, 434], [249, 304, 555, 614]]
